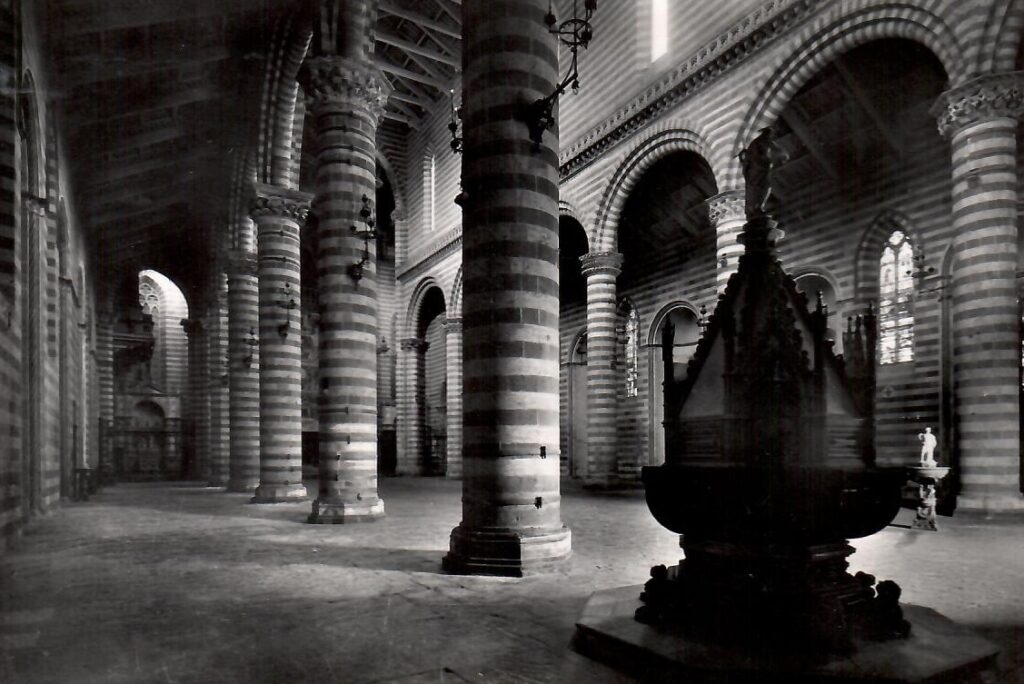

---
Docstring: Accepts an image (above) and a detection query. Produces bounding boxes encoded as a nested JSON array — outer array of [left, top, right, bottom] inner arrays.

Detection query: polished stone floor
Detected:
[[1, 477, 1022, 683]]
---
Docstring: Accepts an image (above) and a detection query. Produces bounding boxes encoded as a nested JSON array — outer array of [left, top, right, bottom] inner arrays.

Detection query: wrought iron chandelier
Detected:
[[523, 0, 597, 147]]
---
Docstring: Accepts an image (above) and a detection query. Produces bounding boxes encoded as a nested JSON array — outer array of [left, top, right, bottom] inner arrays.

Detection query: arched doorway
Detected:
[[415, 286, 446, 475], [793, 271, 840, 354], [559, 215, 588, 477], [648, 304, 701, 465]]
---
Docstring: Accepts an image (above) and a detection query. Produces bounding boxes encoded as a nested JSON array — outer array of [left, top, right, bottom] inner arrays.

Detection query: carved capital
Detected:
[[933, 72, 1024, 138], [224, 249, 258, 276], [303, 56, 391, 124], [400, 336, 429, 353], [707, 190, 745, 225], [580, 251, 623, 278], [444, 317, 462, 334], [249, 183, 313, 222]]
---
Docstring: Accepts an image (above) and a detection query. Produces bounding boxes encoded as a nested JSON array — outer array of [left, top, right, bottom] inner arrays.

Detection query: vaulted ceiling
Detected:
[[44, 0, 461, 296]]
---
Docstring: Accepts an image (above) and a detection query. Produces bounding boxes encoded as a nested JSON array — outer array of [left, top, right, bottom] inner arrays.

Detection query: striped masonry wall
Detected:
[[935, 73, 1023, 510], [251, 184, 310, 502], [305, 52, 388, 522], [226, 249, 261, 493], [444, 317, 463, 478], [580, 252, 623, 487], [207, 273, 230, 487], [443, 0, 571, 576]]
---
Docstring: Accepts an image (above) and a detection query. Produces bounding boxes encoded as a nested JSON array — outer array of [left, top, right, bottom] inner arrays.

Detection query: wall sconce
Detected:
[[697, 303, 709, 338], [243, 327, 257, 368], [910, 245, 936, 286], [522, 0, 597, 148], [348, 194, 377, 285], [448, 89, 462, 155], [277, 283, 297, 337]]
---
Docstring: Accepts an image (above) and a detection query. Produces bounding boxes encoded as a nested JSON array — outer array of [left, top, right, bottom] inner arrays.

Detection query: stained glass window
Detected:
[[878, 230, 914, 364], [625, 305, 639, 397]]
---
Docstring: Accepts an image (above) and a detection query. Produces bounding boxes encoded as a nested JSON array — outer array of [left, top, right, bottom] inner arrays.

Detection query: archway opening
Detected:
[[417, 286, 447, 475], [648, 305, 701, 465], [616, 150, 717, 477], [138, 269, 189, 393], [768, 38, 947, 466], [559, 215, 589, 478]]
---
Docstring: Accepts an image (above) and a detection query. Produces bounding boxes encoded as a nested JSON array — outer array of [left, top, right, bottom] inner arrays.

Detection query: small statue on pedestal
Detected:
[[918, 427, 937, 467]]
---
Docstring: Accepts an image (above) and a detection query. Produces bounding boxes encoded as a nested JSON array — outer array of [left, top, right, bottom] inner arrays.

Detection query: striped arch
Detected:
[[788, 266, 844, 304], [255, 8, 313, 187], [227, 149, 258, 253], [854, 209, 922, 304], [646, 300, 700, 346], [732, 2, 966, 184], [591, 121, 718, 253], [406, 276, 446, 340], [448, 266, 463, 320], [558, 198, 583, 225], [969, 0, 1024, 73]]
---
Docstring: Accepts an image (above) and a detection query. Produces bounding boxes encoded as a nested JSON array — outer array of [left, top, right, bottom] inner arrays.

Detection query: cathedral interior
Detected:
[[3, 0, 1024, 681]]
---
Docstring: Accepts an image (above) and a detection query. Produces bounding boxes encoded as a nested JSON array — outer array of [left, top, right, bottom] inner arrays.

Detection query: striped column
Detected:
[[445, 318, 463, 479], [709, 190, 745, 293], [580, 252, 623, 487], [226, 251, 261, 492], [305, 56, 389, 523], [250, 183, 312, 503], [933, 72, 1024, 511], [182, 317, 209, 480], [399, 337, 428, 475], [207, 273, 230, 487], [443, 0, 571, 576], [96, 308, 115, 478]]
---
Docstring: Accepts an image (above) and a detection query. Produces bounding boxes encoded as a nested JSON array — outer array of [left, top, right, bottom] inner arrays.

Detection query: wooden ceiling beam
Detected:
[[380, 1, 461, 40], [374, 57, 448, 90], [833, 56, 906, 158], [377, 30, 459, 68], [779, 109, 840, 183]]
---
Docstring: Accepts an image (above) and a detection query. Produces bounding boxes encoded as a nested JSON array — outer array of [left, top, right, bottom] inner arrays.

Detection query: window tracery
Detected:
[[878, 230, 914, 364]]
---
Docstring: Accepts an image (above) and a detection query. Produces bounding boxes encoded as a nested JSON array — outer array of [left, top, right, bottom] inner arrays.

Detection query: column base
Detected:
[[307, 497, 385, 523], [226, 478, 260, 493], [250, 483, 307, 503], [442, 524, 572, 577]]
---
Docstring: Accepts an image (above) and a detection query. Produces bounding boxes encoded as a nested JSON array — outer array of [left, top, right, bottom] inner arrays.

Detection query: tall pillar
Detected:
[[207, 273, 230, 487], [304, 56, 389, 523], [250, 183, 311, 502], [443, 0, 571, 575], [933, 72, 1024, 511], [399, 336, 428, 474], [226, 250, 261, 492], [445, 318, 463, 479], [708, 190, 745, 293], [580, 252, 623, 487]]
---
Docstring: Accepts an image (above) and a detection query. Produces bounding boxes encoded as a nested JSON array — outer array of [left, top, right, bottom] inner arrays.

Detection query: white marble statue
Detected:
[[918, 427, 937, 467]]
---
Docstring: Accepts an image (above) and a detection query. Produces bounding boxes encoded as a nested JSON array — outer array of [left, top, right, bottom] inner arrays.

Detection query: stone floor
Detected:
[[1, 477, 1022, 683]]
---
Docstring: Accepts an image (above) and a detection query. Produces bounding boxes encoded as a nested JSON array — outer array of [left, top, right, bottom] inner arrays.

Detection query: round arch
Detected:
[[972, 0, 1024, 74], [789, 267, 843, 306], [448, 267, 463, 320], [646, 300, 701, 346], [732, 6, 965, 183], [592, 122, 719, 253], [406, 277, 447, 340]]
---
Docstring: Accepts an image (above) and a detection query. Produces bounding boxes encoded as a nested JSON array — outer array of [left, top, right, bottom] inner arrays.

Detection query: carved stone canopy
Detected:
[[932, 71, 1024, 138], [580, 251, 623, 278], [249, 183, 314, 222], [706, 190, 745, 225], [302, 56, 392, 122]]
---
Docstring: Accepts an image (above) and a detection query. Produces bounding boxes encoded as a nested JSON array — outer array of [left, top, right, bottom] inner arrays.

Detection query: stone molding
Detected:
[[444, 317, 462, 334], [249, 183, 313, 222], [707, 190, 745, 225], [558, 0, 817, 181], [933, 71, 1024, 138], [400, 337, 429, 353], [580, 251, 624, 278], [303, 56, 392, 123], [224, 249, 258, 276]]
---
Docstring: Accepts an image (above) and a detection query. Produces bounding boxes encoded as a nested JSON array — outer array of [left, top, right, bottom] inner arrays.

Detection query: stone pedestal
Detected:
[[574, 586, 998, 683]]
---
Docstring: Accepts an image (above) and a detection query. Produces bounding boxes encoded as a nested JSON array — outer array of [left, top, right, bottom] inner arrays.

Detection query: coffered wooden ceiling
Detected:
[[44, 0, 460, 293]]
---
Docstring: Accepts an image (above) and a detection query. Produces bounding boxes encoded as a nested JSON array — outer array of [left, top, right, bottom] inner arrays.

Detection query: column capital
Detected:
[[303, 56, 392, 124], [400, 336, 429, 353], [933, 71, 1024, 138], [580, 251, 623, 278], [444, 317, 462, 334], [224, 249, 258, 276], [707, 190, 745, 225], [249, 183, 313, 222]]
